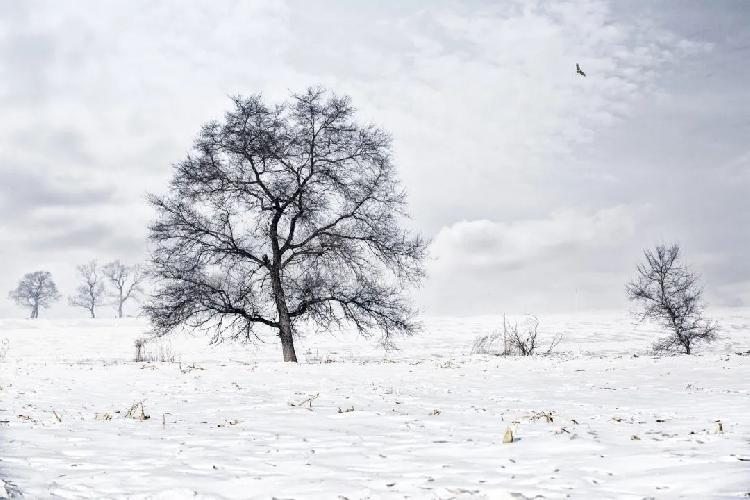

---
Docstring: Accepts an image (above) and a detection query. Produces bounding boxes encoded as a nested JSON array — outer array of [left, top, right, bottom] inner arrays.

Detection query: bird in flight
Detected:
[[576, 63, 586, 77]]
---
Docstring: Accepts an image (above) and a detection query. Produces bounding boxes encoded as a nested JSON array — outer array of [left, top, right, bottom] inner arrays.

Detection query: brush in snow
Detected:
[[124, 401, 150, 421]]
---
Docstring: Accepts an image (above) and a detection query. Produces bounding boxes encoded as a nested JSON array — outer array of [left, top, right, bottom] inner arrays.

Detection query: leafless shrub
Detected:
[[0, 338, 8, 362], [147, 341, 176, 363], [305, 350, 338, 364], [134, 338, 146, 362], [135, 337, 177, 363], [472, 315, 561, 356], [470, 332, 509, 355], [507, 317, 552, 356]]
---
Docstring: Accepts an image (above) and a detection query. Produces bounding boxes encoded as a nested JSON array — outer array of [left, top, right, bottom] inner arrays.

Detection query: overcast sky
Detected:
[[1, 0, 748, 318]]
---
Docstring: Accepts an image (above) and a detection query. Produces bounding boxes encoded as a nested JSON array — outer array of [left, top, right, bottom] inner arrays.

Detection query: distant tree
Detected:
[[69, 260, 106, 318], [627, 243, 718, 354], [102, 260, 147, 318], [8, 271, 61, 318], [146, 88, 426, 362]]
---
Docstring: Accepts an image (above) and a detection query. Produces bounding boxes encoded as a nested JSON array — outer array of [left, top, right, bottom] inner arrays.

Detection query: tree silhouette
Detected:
[[9, 271, 61, 319], [146, 88, 425, 361]]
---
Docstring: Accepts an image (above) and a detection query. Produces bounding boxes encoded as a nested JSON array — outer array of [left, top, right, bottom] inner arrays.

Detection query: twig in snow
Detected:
[[217, 419, 239, 427], [179, 362, 204, 374], [529, 411, 554, 423], [125, 401, 150, 420], [289, 393, 320, 409]]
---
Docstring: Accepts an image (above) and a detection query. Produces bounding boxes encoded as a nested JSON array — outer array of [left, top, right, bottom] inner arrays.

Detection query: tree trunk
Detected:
[[269, 266, 297, 362], [90, 307, 96, 319], [269, 216, 298, 363], [31, 304, 38, 319], [274, 290, 297, 362], [279, 321, 297, 362], [118, 299, 123, 319]]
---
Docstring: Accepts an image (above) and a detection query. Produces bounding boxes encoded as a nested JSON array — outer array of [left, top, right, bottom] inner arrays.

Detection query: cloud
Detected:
[[0, 168, 113, 213], [0, 2, 56, 104], [292, 0, 706, 237], [0, 0, 748, 316], [421, 207, 644, 315], [429, 206, 638, 273], [27, 221, 144, 254]]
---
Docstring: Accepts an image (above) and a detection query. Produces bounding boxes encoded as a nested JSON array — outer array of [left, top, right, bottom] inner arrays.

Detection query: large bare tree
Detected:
[[627, 243, 717, 354], [69, 260, 106, 318], [146, 88, 426, 361], [103, 260, 147, 318], [8, 271, 61, 318]]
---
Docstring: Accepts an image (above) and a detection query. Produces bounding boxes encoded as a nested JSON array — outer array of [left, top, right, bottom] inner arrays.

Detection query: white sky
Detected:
[[1, 0, 749, 318]]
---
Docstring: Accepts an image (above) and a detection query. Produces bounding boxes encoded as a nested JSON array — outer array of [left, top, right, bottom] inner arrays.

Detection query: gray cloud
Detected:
[[0, 2, 56, 104], [27, 221, 144, 254], [0, 169, 112, 213]]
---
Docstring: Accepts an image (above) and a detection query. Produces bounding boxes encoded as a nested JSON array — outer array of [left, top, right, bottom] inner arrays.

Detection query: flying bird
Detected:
[[576, 63, 586, 77]]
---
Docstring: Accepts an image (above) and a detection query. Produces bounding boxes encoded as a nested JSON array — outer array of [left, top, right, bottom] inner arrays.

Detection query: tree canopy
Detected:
[[146, 88, 426, 361]]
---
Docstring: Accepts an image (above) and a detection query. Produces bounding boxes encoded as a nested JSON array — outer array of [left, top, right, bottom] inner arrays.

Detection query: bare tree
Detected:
[[8, 271, 61, 318], [146, 88, 426, 362], [103, 260, 147, 318], [627, 243, 717, 354], [69, 260, 106, 318]]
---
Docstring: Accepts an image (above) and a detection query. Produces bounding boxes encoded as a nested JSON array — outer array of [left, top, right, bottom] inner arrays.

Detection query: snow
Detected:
[[1, 311, 749, 499]]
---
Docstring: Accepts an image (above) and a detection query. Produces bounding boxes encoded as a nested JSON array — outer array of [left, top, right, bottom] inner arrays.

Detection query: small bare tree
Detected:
[[627, 243, 717, 354], [8, 271, 61, 318], [69, 260, 106, 318], [146, 88, 426, 362], [103, 260, 147, 318]]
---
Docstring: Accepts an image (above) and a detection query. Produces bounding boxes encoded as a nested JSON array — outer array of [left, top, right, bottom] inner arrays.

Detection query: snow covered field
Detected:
[[1, 311, 749, 499]]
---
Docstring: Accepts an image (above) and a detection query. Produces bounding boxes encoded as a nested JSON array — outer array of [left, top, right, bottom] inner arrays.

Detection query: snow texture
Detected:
[[1, 311, 749, 499]]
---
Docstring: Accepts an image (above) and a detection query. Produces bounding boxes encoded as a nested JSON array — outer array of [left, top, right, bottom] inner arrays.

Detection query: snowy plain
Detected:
[[1, 311, 749, 499]]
